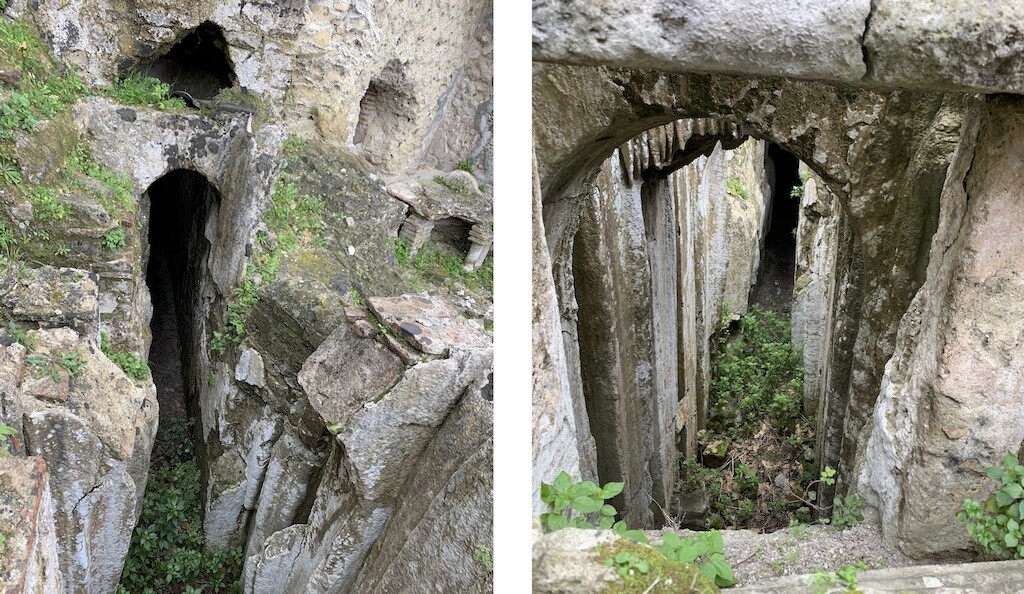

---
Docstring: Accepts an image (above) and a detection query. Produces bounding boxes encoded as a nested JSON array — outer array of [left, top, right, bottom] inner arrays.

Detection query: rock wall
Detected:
[[10, 0, 492, 173], [535, 121, 771, 525], [0, 269, 157, 594], [0, 456, 64, 594], [854, 96, 1024, 557]]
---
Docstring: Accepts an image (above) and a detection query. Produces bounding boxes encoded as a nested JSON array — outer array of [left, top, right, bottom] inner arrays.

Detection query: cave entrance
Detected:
[[353, 60, 416, 164], [144, 21, 237, 101], [120, 169, 236, 590], [146, 169, 218, 444], [751, 143, 802, 314]]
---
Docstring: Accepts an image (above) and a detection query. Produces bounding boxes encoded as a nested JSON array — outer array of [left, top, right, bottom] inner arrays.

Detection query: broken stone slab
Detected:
[[0, 456, 64, 594], [298, 323, 406, 431], [0, 266, 100, 340], [366, 294, 491, 357], [235, 347, 266, 388], [730, 559, 1024, 593]]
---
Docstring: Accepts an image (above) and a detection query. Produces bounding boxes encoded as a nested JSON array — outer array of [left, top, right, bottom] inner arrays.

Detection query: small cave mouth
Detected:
[[141, 21, 237, 102], [751, 143, 802, 313]]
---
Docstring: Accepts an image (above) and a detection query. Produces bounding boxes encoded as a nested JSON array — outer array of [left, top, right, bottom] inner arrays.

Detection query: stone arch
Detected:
[[353, 59, 418, 167], [535, 63, 964, 524], [138, 21, 238, 100]]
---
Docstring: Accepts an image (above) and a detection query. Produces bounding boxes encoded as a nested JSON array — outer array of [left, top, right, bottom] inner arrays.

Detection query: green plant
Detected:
[[0, 158, 21, 186], [394, 237, 411, 267], [29, 186, 68, 221], [812, 561, 867, 593], [790, 184, 804, 200], [540, 472, 648, 544], [59, 349, 86, 378], [475, 544, 493, 571], [604, 551, 650, 579], [7, 321, 36, 351], [0, 424, 16, 456], [347, 289, 363, 306], [119, 452, 242, 593], [103, 72, 185, 110], [433, 175, 467, 194], [457, 159, 475, 174], [829, 494, 865, 530], [958, 452, 1024, 559], [100, 332, 150, 380], [101, 227, 126, 250], [656, 530, 736, 588], [800, 169, 811, 183], [282, 134, 307, 159], [726, 177, 750, 201]]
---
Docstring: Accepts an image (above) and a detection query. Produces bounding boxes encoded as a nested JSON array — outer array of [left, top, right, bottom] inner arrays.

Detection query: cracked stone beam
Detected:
[[532, 0, 1024, 95]]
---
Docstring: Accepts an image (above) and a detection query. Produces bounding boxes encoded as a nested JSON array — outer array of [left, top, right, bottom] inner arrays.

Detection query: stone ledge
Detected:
[[732, 559, 1024, 593]]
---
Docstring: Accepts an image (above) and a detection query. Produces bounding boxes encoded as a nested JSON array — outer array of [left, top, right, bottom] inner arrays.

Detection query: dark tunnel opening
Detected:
[[146, 169, 218, 431], [121, 169, 241, 590], [752, 143, 802, 313], [143, 21, 237, 101]]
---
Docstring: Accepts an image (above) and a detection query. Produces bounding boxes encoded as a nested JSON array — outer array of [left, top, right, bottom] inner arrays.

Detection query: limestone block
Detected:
[[0, 456, 64, 594], [351, 389, 493, 592], [533, 0, 868, 83], [5, 328, 157, 594], [0, 266, 100, 340], [235, 348, 266, 388], [867, 0, 1024, 93]]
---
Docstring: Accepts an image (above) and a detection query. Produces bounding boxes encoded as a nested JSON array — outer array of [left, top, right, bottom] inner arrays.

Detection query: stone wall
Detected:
[[9, 0, 492, 174], [535, 121, 772, 525]]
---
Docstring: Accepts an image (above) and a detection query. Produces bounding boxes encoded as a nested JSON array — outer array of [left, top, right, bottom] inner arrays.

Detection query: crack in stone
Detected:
[[860, 0, 877, 81]]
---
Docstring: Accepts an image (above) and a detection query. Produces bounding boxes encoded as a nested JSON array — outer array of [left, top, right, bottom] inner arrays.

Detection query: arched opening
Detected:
[[143, 21, 237, 100], [353, 60, 416, 165], [120, 169, 239, 591]]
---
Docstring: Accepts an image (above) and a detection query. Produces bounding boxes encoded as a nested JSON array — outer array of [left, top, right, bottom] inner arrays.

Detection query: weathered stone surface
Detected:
[[0, 456, 64, 594], [855, 96, 1024, 558], [234, 347, 266, 388], [0, 266, 99, 340], [731, 559, 1024, 593], [246, 304, 492, 593], [367, 294, 491, 357], [298, 323, 405, 431], [532, 526, 620, 593], [533, 526, 719, 594], [533, 0, 868, 83], [10, 0, 491, 173], [351, 386, 493, 593], [0, 327, 157, 594], [532, 148, 597, 515], [866, 1, 1024, 94], [534, 0, 1024, 95]]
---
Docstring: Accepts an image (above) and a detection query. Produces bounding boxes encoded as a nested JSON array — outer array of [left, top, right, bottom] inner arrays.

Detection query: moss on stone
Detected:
[[595, 540, 720, 594]]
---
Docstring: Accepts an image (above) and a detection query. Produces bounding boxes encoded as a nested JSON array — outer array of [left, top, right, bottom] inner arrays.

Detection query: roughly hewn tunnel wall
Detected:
[[532, 0, 1024, 559]]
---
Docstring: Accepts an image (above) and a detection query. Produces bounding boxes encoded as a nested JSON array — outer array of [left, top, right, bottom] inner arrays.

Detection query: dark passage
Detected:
[[752, 144, 801, 313], [146, 169, 218, 425], [121, 170, 241, 592], [144, 21, 237, 101]]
